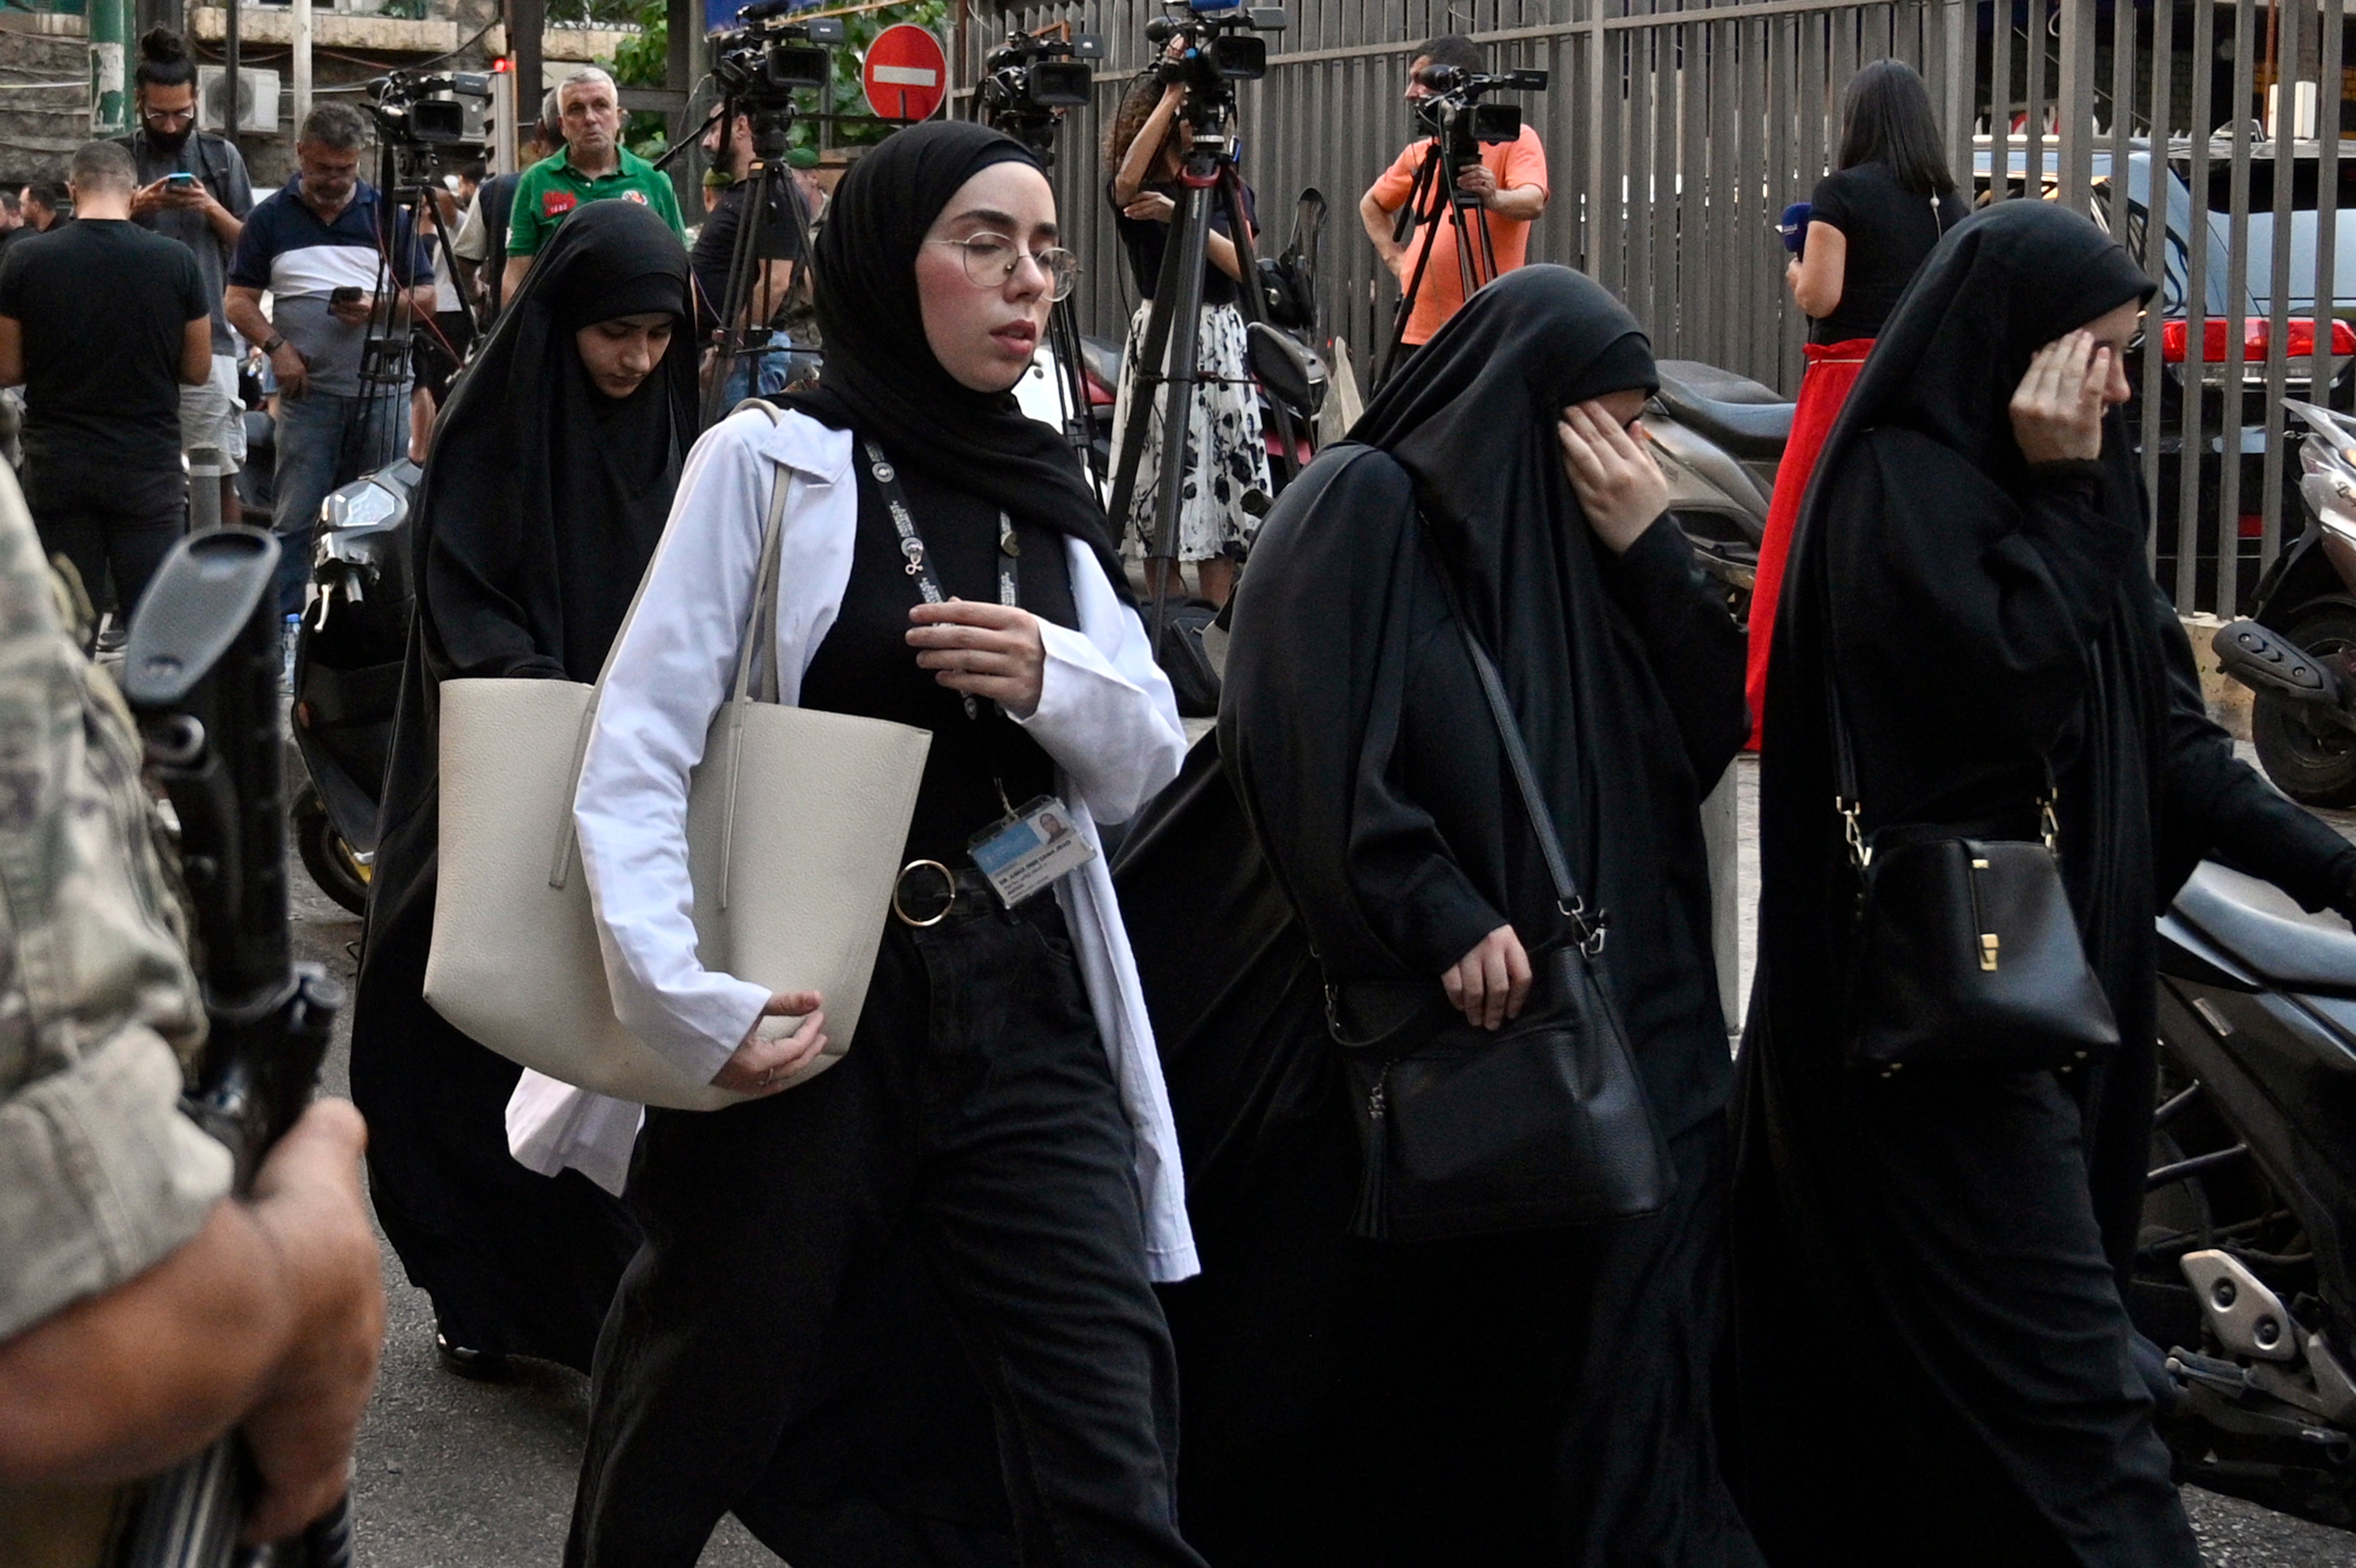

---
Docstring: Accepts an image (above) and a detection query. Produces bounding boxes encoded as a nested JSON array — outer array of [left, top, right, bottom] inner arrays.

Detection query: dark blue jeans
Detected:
[[567, 893, 1204, 1568], [269, 387, 403, 618]]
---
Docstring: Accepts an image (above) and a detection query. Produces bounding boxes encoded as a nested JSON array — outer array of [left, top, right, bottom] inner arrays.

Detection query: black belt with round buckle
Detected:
[[893, 860, 998, 926]]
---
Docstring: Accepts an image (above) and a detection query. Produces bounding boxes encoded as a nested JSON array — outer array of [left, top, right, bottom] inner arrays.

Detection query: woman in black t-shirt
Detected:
[[1104, 68, 1273, 607], [1748, 58, 1966, 745]]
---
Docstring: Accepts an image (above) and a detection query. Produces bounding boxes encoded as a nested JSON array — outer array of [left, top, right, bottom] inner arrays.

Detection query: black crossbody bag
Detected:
[[1822, 580, 2121, 1074], [1324, 532, 1669, 1241]]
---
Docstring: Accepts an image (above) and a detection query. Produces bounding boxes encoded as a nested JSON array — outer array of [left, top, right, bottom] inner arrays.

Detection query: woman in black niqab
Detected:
[[1148, 264, 1759, 1564], [349, 198, 696, 1375], [1728, 201, 2356, 1565]]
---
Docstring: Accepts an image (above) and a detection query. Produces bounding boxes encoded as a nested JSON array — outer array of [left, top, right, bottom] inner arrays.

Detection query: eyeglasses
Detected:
[[927, 234, 1080, 302], [143, 106, 197, 126]]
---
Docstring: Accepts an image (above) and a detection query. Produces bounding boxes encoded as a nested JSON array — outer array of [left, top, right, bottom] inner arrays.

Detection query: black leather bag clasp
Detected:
[[1325, 524, 1669, 1241]]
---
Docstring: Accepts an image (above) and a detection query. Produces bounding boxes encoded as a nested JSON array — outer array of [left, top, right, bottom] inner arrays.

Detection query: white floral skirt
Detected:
[[1108, 299, 1273, 562]]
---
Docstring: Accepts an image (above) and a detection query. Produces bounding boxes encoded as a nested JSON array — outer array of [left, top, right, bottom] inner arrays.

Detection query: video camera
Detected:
[[975, 26, 1106, 163], [363, 69, 491, 190], [1412, 65, 1548, 170], [712, 2, 845, 109], [1144, 0, 1287, 100]]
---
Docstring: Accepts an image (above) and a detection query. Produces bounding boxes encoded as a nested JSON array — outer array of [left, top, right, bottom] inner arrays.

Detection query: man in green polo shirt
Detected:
[[502, 65, 684, 300]]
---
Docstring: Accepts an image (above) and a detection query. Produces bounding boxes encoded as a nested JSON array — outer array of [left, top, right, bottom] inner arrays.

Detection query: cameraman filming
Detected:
[[0, 476, 381, 1550], [1358, 34, 1549, 361], [693, 104, 810, 403]]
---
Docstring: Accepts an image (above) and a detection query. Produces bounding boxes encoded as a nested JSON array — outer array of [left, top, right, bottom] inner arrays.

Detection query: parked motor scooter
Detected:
[[1647, 359, 1794, 621], [2212, 400, 2356, 806], [289, 458, 420, 914], [2141, 860, 2356, 1526]]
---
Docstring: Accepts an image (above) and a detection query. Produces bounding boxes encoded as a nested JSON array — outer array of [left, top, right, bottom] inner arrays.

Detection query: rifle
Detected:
[[107, 527, 352, 1568]]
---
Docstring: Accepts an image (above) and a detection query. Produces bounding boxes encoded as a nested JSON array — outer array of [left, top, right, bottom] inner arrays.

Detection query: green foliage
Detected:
[[608, 0, 672, 158]]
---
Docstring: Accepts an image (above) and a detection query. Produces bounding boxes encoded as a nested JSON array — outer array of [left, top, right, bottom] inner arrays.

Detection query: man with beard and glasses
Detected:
[[120, 27, 254, 532]]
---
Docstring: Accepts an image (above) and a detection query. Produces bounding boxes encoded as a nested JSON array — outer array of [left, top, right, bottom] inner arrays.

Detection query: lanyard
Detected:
[[863, 438, 1018, 722]]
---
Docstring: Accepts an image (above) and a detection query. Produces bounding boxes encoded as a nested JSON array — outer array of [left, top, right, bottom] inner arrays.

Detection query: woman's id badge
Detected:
[[969, 795, 1095, 906]]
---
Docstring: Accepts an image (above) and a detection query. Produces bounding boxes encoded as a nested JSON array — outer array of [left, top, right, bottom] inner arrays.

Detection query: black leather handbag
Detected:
[[1326, 543, 1668, 1241], [1826, 635, 2121, 1075]]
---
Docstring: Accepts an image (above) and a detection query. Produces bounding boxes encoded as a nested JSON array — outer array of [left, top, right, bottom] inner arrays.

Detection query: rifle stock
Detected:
[[105, 529, 352, 1568]]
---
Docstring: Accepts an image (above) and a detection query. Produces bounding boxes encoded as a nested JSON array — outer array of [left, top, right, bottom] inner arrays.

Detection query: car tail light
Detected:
[[2160, 317, 2356, 363]]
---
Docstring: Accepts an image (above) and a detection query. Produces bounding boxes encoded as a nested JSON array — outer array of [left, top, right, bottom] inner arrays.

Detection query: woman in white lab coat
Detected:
[[528, 122, 1206, 1568]]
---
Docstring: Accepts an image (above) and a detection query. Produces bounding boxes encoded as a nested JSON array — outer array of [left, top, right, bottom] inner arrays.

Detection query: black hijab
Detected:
[[784, 121, 1125, 594], [1224, 263, 1748, 1138], [368, 197, 694, 958], [415, 196, 698, 685], [1350, 264, 1661, 655], [1800, 198, 2154, 526]]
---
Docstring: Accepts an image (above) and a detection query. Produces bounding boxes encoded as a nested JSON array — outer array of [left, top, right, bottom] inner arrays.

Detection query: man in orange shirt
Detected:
[[1359, 34, 1550, 365]]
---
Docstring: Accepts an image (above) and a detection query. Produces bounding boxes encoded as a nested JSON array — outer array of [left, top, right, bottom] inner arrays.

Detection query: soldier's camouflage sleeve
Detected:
[[0, 472, 228, 1344]]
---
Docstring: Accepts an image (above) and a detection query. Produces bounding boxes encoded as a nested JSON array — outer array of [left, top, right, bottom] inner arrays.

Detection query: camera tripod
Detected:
[[1374, 133, 1501, 390], [975, 101, 1101, 483], [1103, 92, 1304, 641], [678, 99, 819, 431]]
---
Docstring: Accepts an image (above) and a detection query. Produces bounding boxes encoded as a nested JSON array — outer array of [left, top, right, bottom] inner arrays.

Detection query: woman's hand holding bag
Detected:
[[711, 990, 829, 1095], [1443, 924, 1533, 1030]]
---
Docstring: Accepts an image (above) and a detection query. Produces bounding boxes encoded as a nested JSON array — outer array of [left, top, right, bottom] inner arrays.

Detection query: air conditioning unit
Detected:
[[196, 66, 281, 135]]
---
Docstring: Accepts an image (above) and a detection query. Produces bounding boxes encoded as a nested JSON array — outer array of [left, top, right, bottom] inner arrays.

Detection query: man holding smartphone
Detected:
[[225, 102, 431, 617], [120, 27, 253, 535]]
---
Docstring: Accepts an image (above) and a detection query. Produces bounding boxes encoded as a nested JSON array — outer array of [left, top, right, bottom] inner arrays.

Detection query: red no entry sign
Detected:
[[862, 23, 948, 123]]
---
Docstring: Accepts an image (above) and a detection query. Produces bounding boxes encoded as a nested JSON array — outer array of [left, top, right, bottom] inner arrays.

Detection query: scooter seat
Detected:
[[1651, 361, 1795, 464], [2172, 861, 2356, 997]]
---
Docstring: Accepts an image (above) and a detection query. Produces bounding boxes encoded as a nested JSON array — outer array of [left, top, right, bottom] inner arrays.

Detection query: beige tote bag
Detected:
[[425, 436, 931, 1111]]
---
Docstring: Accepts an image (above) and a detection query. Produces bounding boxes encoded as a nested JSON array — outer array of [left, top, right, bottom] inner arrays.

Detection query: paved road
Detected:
[[299, 750, 2354, 1565]]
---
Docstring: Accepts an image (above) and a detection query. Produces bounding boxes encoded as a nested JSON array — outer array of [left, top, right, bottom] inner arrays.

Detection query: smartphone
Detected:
[[329, 285, 363, 305], [164, 171, 199, 190]]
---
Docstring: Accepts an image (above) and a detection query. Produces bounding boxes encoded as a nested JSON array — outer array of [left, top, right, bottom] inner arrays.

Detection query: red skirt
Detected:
[[1745, 338, 1873, 749]]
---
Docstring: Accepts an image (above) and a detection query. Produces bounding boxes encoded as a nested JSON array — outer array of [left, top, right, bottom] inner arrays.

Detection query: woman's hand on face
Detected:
[[1122, 191, 1177, 225], [2010, 331, 2112, 465], [711, 990, 827, 1095], [1443, 925, 1532, 1031], [908, 599, 1047, 717], [1558, 401, 1670, 554]]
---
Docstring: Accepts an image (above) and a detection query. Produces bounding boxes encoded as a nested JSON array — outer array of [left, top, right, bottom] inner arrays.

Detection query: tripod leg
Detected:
[[1104, 227, 1189, 552], [1450, 193, 1481, 302], [1047, 296, 1097, 482], [1215, 163, 1298, 486], [699, 162, 772, 429], [1143, 179, 1217, 645], [1376, 145, 1448, 391]]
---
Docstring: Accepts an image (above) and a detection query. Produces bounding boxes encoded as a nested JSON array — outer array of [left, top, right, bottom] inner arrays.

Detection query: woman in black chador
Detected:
[[1729, 202, 2356, 1564], [1182, 263, 1759, 1563], [348, 199, 695, 1375]]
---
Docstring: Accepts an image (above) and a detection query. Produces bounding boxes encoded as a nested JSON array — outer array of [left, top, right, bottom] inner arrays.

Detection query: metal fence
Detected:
[[955, 0, 2356, 616]]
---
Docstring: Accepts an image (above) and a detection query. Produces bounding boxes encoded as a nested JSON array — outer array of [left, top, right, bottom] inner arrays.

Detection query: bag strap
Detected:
[[1811, 526, 2057, 870], [1417, 519, 1607, 954], [547, 401, 794, 891]]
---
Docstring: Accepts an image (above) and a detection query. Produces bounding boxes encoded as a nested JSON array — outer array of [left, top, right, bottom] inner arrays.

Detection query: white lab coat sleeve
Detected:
[[1014, 540, 1186, 826], [571, 414, 779, 1085]]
